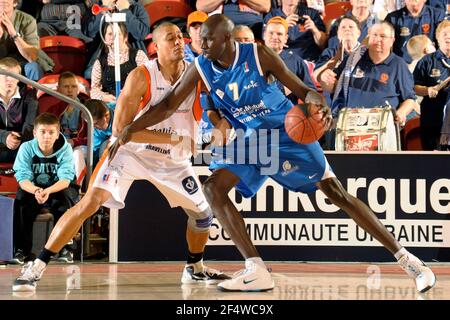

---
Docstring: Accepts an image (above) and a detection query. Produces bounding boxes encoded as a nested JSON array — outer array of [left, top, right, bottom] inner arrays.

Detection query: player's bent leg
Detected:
[[181, 208, 230, 284], [203, 170, 274, 292], [317, 177, 400, 253], [317, 177, 436, 292], [12, 188, 112, 292], [202, 169, 259, 259]]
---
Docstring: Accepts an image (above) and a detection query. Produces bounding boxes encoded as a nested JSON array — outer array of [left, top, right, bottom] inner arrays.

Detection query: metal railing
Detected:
[[0, 68, 95, 261], [0, 68, 94, 183]]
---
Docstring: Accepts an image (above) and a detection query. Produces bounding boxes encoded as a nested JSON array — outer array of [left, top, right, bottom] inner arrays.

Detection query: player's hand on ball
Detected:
[[305, 91, 332, 130]]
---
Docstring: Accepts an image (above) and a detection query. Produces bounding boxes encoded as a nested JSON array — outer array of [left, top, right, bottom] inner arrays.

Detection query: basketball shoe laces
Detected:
[[17, 262, 42, 282]]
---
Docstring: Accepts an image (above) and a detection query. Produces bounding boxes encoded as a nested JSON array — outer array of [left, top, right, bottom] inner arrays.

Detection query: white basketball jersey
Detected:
[[122, 59, 198, 162]]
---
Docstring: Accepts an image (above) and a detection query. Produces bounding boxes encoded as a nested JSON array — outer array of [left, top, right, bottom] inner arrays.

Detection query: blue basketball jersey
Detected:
[[195, 42, 331, 198], [195, 42, 293, 134]]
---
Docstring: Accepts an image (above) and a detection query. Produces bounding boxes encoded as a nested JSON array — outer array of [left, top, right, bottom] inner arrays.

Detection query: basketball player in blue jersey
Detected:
[[111, 14, 436, 293]]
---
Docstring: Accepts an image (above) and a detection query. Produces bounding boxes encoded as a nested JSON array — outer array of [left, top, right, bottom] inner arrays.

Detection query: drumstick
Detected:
[[436, 75, 450, 91]]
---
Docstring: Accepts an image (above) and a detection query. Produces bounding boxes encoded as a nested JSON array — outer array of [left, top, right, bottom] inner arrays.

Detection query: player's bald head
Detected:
[[152, 22, 181, 43], [202, 14, 235, 38]]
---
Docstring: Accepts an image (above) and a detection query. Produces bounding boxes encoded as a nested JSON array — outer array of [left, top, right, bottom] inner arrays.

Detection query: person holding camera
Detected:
[[264, 0, 327, 62]]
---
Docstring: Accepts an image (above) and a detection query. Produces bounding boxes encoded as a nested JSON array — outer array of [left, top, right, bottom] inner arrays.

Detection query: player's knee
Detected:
[[202, 179, 222, 202], [320, 177, 353, 206], [79, 189, 108, 215], [186, 208, 213, 233]]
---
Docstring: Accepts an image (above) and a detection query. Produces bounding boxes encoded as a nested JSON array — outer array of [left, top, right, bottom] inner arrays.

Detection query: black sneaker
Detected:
[[9, 250, 25, 265], [56, 248, 73, 263], [181, 261, 230, 284]]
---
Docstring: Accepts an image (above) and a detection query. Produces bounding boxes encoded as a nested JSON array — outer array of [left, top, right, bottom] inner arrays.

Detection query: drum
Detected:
[[335, 107, 400, 151]]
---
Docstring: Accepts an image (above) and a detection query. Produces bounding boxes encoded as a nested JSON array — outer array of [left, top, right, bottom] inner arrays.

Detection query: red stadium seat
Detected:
[[323, 1, 352, 30], [0, 163, 18, 197], [40, 36, 86, 75], [37, 74, 90, 114], [144, 0, 193, 30], [402, 116, 422, 150]]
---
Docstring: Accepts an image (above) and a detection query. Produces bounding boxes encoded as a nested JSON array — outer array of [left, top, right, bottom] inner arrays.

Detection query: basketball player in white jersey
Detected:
[[12, 22, 230, 292]]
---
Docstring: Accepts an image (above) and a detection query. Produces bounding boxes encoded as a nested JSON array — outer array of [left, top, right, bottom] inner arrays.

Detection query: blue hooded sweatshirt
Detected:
[[13, 133, 75, 188]]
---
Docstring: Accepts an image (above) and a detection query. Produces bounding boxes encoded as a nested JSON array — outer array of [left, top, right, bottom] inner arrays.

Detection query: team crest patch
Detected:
[[281, 160, 299, 176], [353, 67, 365, 78], [379, 73, 389, 84], [244, 61, 250, 73], [400, 27, 410, 37], [422, 24, 430, 34], [431, 68, 441, 77], [182, 176, 199, 195]]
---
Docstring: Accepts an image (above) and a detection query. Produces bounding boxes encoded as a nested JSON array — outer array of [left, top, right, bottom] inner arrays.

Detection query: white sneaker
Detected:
[[181, 261, 230, 284], [12, 260, 46, 292], [217, 261, 274, 292], [398, 253, 436, 293]]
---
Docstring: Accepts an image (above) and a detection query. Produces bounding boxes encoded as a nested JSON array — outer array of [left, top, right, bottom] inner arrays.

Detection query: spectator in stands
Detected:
[[90, 22, 149, 104], [184, 10, 208, 63], [37, 0, 91, 42], [84, 99, 113, 162], [52, 72, 88, 185], [372, 0, 404, 20], [413, 20, 450, 150], [328, 0, 377, 51], [196, 0, 270, 39], [0, 0, 53, 80], [264, 16, 316, 104], [0, 57, 38, 163], [83, 0, 150, 79], [385, 0, 445, 64], [11, 113, 79, 264], [426, 0, 447, 12], [232, 24, 255, 43], [407, 34, 436, 73], [319, 22, 418, 123], [314, 16, 362, 78], [314, 16, 362, 112], [264, 0, 327, 62]]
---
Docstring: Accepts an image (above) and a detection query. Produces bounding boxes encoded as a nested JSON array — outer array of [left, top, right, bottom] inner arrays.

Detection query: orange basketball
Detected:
[[285, 103, 326, 144]]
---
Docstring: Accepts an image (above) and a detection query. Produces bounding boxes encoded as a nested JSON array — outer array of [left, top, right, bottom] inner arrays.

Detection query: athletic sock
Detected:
[[38, 248, 57, 265], [187, 250, 204, 265]]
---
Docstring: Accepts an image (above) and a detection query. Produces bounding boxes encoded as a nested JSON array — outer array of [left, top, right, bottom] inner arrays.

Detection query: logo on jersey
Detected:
[[422, 24, 430, 34], [244, 80, 259, 91], [215, 89, 225, 99], [182, 176, 199, 195], [353, 67, 364, 78], [379, 73, 389, 84], [400, 27, 410, 37], [244, 61, 250, 73], [281, 160, 299, 176]]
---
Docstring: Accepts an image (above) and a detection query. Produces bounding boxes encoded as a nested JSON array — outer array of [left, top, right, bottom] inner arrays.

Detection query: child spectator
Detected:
[[11, 113, 79, 264], [84, 99, 113, 162], [407, 34, 436, 73]]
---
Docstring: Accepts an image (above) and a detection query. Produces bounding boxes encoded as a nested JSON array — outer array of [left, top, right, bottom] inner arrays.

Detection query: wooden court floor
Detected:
[[0, 262, 449, 300]]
